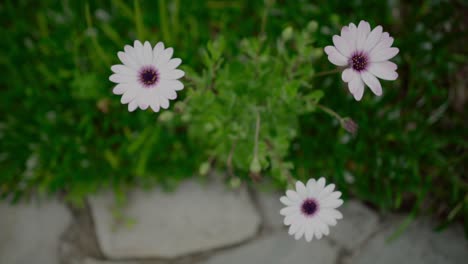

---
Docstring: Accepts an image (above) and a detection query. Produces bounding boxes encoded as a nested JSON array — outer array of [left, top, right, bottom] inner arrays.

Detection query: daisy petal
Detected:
[[368, 61, 398, 80], [342, 68, 355, 83], [318, 211, 338, 226], [109, 74, 135, 83], [326, 208, 343, 220], [280, 196, 295, 206], [349, 75, 365, 101], [153, 42, 165, 63], [305, 224, 314, 242], [138, 102, 149, 110], [117, 51, 138, 70], [280, 206, 299, 216], [317, 184, 335, 200], [321, 198, 343, 209], [128, 101, 138, 112], [150, 101, 160, 112], [156, 48, 174, 68], [316, 177, 326, 190], [333, 35, 351, 57], [133, 40, 145, 63], [162, 69, 185, 80], [111, 65, 135, 75], [325, 46, 348, 66], [294, 225, 306, 240], [121, 89, 137, 104], [364, 25, 383, 52], [356, 20, 371, 50], [143, 41, 153, 65], [112, 84, 130, 95], [296, 181, 308, 199], [286, 190, 301, 202], [284, 214, 300, 226], [314, 227, 323, 240], [160, 58, 182, 73], [370, 47, 399, 62], [289, 222, 301, 235], [160, 86, 177, 100], [306, 179, 316, 190], [361, 71, 383, 96], [159, 96, 170, 109]]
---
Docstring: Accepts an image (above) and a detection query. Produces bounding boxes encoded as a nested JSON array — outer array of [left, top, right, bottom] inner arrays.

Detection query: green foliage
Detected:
[[0, 0, 466, 232], [184, 27, 323, 184]]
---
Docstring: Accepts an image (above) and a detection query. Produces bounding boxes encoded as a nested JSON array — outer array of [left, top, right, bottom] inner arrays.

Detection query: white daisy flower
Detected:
[[110, 40, 185, 112], [280, 178, 343, 242], [324, 20, 399, 101]]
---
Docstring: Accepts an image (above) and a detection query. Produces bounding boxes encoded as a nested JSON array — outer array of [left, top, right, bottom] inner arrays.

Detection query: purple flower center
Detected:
[[301, 199, 318, 216], [139, 66, 159, 88], [350, 51, 368, 72]]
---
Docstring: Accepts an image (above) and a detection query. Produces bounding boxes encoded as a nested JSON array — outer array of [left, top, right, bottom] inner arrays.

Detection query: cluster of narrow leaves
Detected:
[[182, 24, 324, 184]]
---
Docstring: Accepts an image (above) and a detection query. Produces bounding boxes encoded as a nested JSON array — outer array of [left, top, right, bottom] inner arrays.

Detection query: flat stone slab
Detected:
[[89, 180, 261, 259], [328, 200, 380, 250], [346, 217, 468, 264], [81, 258, 140, 264], [255, 191, 285, 230], [201, 231, 340, 264], [0, 198, 72, 264]]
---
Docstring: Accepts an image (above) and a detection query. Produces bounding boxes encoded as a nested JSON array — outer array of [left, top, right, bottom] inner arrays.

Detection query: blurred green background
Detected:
[[0, 0, 466, 232]]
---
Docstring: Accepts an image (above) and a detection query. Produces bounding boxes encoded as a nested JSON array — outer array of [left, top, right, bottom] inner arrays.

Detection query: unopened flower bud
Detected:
[[341, 118, 358, 135], [249, 156, 261, 174]]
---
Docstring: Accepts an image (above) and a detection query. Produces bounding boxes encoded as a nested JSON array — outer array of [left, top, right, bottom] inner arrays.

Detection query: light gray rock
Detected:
[[89, 180, 261, 259], [346, 217, 468, 264], [0, 199, 72, 264], [255, 191, 285, 230], [201, 231, 340, 264], [328, 200, 380, 250], [80, 258, 139, 264]]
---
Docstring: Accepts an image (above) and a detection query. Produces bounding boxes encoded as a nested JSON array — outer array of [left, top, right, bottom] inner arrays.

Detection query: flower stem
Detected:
[[315, 103, 343, 121], [253, 111, 261, 156], [313, 68, 342, 78]]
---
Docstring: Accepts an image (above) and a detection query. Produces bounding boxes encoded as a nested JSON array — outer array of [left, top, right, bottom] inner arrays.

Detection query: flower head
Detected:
[[341, 117, 358, 135], [110, 40, 185, 112], [280, 178, 343, 242], [324, 21, 399, 101]]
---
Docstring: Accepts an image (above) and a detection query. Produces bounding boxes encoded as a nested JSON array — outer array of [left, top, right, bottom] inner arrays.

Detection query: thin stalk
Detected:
[[315, 103, 343, 121], [313, 68, 342, 78]]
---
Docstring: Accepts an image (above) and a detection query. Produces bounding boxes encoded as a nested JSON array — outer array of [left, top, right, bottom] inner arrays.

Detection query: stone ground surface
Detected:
[[0, 180, 466, 264]]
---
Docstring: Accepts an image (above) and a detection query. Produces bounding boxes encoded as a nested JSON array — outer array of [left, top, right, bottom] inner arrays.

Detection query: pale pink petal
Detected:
[[120, 89, 137, 104], [280, 196, 295, 206], [368, 61, 398, 80], [370, 47, 399, 62], [150, 101, 160, 112], [160, 86, 177, 100], [286, 190, 301, 202], [296, 181, 308, 199], [117, 51, 138, 70], [325, 46, 348, 66], [333, 35, 351, 57], [111, 65, 135, 75], [152, 42, 165, 63], [364, 25, 383, 52], [341, 68, 355, 83], [128, 101, 138, 112], [161, 69, 185, 80], [156, 48, 174, 68], [159, 96, 170, 109], [361, 71, 383, 96], [349, 75, 365, 101], [356, 21, 371, 50], [143, 41, 153, 65], [133, 40, 145, 63]]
